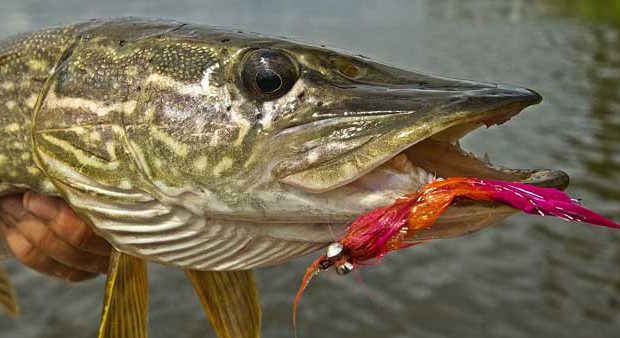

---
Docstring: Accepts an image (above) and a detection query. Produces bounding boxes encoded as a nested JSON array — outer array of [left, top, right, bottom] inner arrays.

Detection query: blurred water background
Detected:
[[1, 1, 619, 337]]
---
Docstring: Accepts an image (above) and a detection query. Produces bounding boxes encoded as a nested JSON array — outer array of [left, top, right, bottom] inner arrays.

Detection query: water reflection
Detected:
[[0, 1, 619, 338], [530, 15, 620, 337], [576, 27, 620, 202]]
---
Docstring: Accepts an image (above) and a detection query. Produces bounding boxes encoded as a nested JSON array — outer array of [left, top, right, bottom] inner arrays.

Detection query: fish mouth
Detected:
[[275, 80, 569, 239], [345, 118, 569, 240], [277, 83, 568, 192], [356, 124, 566, 241]]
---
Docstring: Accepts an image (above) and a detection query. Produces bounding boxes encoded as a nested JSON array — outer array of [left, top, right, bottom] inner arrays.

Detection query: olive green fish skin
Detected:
[[0, 19, 262, 196], [0, 18, 548, 270], [0, 18, 362, 269], [0, 24, 77, 194]]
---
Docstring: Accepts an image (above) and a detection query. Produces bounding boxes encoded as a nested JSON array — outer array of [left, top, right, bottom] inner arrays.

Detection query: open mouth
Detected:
[[330, 99, 569, 197], [335, 110, 569, 240], [273, 75, 569, 239], [355, 123, 569, 193], [277, 100, 568, 198], [276, 82, 568, 192]]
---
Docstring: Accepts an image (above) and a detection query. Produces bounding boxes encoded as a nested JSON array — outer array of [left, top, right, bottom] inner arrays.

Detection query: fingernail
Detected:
[[24, 192, 61, 221]]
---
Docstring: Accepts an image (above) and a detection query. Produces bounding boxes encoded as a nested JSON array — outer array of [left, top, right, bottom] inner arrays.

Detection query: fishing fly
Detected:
[[293, 177, 620, 329]]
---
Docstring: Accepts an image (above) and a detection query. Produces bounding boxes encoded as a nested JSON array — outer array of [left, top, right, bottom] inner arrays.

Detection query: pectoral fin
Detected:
[[98, 250, 148, 338], [185, 269, 261, 338], [0, 266, 19, 318]]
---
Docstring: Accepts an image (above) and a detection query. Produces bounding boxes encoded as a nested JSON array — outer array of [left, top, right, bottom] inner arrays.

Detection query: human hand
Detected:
[[0, 192, 111, 282]]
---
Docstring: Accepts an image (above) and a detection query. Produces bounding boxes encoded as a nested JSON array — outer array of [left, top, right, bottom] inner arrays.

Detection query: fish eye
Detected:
[[242, 49, 298, 101]]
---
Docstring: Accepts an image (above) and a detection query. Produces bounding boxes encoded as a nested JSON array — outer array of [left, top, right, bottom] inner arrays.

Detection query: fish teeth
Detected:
[[411, 166, 435, 185], [386, 153, 434, 184], [387, 154, 414, 173]]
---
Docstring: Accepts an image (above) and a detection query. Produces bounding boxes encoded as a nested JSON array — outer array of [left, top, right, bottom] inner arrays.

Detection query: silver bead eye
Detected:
[[326, 242, 343, 258], [335, 261, 354, 275]]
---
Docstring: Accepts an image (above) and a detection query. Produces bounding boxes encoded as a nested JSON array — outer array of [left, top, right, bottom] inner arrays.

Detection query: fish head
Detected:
[[211, 36, 568, 239]]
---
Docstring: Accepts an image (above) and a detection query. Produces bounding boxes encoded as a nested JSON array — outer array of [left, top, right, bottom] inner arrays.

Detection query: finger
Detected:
[[24, 192, 112, 256], [13, 215, 109, 274], [4, 227, 98, 282], [21, 192, 63, 221]]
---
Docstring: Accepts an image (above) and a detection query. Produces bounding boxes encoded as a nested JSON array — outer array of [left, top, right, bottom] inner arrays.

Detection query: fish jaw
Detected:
[[262, 51, 542, 192], [257, 52, 568, 240], [272, 85, 543, 192]]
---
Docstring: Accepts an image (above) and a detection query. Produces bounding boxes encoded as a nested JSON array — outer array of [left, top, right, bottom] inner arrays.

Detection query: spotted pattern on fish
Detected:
[[0, 25, 78, 194], [0, 18, 337, 270]]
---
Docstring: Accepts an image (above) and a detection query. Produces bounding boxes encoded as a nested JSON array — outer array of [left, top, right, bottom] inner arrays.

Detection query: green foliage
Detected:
[[546, 0, 620, 25]]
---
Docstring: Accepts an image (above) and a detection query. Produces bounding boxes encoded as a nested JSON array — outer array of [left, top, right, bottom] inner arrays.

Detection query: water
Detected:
[[1, 1, 620, 337]]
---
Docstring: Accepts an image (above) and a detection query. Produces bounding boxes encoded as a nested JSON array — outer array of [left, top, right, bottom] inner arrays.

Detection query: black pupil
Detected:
[[255, 70, 282, 93]]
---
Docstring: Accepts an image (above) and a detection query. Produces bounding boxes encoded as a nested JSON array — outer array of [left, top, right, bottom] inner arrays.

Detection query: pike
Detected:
[[0, 18, 571, 337]]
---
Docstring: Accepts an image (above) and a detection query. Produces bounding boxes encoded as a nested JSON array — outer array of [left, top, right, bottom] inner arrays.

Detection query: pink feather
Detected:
[[476, 179, 620, 229]]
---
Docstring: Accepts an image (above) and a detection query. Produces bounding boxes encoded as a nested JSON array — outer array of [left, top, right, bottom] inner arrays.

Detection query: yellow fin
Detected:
[[0, 266, 19, 318], [185, 269, 261, 338], [97, 250, 148, 338]]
